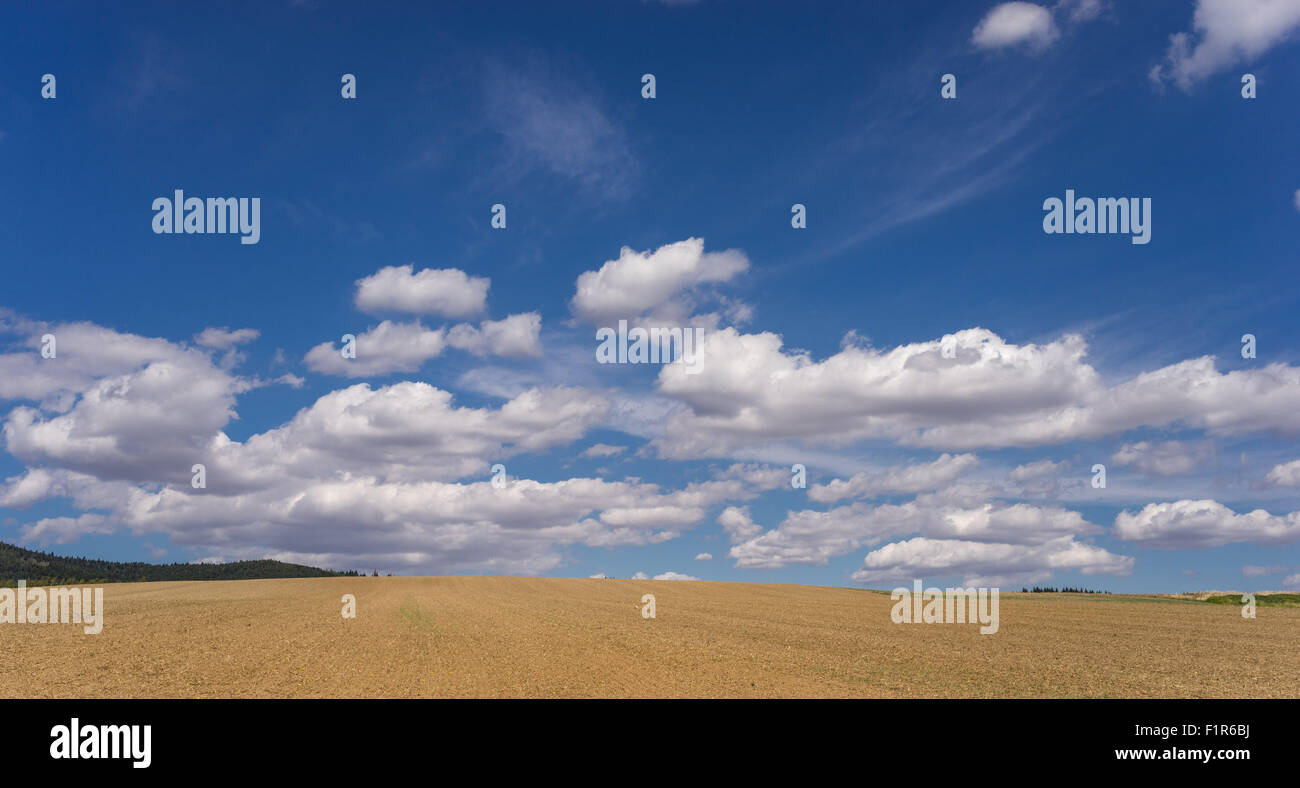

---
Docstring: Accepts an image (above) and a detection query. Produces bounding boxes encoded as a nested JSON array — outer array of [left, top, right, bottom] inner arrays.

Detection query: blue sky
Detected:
[[1, 0, 1299, 592]]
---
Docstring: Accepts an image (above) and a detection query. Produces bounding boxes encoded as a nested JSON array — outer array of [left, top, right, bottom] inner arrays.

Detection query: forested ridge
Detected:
[[0, 541, 358, 587]]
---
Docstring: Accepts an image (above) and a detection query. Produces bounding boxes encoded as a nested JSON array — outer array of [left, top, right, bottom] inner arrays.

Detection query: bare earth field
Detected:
[[3, 577, 1297, 698]]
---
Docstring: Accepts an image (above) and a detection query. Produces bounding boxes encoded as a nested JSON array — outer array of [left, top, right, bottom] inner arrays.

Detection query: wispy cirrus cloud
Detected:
[[480, 56, 639, 200]]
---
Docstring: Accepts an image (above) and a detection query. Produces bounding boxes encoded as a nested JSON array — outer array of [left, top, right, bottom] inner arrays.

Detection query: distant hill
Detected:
[[0, 541, 359, 587], [1203, 592, 1300, 608]]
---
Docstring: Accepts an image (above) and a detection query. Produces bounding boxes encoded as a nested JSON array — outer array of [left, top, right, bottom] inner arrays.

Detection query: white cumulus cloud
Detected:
[[445, 312, 543, 359], [809, 453, 979, 503], [354, 265, 489, 318], [850, 535, 1133, 587], [1111, 440, 1215, 476], [194, 327, 259, 350], [304, 321, 447, 377], [1151, 0, 1300, 90], [653, 326, 1300, 457], [972, 2, 1060, 52], [570, 238, 748, 326], [1114, 499, 1300, 548]]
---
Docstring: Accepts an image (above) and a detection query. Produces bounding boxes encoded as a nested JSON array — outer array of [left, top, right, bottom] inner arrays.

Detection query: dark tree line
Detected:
[[0, 542, 359, 587]]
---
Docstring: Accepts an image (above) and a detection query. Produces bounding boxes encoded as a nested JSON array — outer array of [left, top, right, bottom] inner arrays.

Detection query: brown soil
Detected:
[[3, 577, 1296, 698]]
